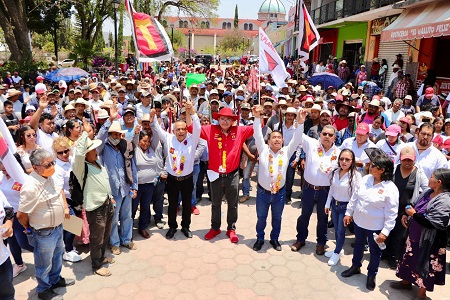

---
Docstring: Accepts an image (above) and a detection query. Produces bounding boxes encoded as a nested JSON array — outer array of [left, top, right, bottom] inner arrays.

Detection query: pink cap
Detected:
[[399, 116, 412, 125], [355, 123, 369, 135], [335, 94, 344, 101], [385, 124, 401, 137], [400, 147, 416, 161], [36, 76, 44, 81], [425, 87, 434, 96], [35, 88, 45, 94], [443, 138, 450, 148], [432, 135, 443, 146]]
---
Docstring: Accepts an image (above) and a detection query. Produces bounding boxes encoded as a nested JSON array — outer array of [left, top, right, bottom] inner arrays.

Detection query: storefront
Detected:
[[336, 22, 367, 70], [381, 1, 450, 93], [312, 28, 338, 64]]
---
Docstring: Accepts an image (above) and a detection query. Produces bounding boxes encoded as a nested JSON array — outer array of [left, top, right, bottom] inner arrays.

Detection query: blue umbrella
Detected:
[[45, 67, 89, 82], [308, 73, 344, 89]]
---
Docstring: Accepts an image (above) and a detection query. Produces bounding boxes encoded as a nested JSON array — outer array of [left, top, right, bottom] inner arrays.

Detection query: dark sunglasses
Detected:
[[40, 161, 55, 169], [49, 102, 56, 106], [56, 149, 70, 155], [322, 132, 334, 137], [370, 163, 380, 169], [368, 105, 377, 109], [26, 133, 37, 138], [339, 157, 352, 162]]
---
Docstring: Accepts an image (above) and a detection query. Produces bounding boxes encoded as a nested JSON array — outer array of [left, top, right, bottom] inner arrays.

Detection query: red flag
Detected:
[[297, 1, 320, 70], [125, 0, 174, 62], [246, 66, 259, 94]]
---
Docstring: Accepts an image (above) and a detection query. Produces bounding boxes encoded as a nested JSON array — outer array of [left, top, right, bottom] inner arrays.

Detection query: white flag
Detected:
[[259, 28, 289, 88]]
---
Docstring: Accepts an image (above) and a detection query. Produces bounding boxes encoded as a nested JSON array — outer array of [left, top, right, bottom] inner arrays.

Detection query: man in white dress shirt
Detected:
[[252, 106, 306, 251], [291, 123, 341, 255], [150, 101, 201, 239], [341, 123, 375, 172]]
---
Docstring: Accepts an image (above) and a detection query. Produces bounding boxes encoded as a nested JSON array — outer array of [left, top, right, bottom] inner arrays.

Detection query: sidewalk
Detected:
[[12, 178, 450, 300]]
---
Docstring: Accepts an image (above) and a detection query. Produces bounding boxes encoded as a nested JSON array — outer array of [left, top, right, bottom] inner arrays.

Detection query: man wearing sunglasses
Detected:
[[17, 149, 74, 300], [291, 123, 341, 255]]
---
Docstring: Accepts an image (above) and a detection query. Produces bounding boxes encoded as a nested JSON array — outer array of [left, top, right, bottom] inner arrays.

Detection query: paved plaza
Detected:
[[12, 177, 450, 300]]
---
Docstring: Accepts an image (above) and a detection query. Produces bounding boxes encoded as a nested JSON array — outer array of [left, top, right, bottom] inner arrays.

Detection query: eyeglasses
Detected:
[[49, 102, 56, 106], [56, 149, 70, 155], [321, 132, 334, 137], [419, 132, 433, 138], [370, 163, 380, 169], [26, 133, 37, 138], [220, 117, 233, 123], [40, 161, 55, 169], [339, 157, 352, 162]]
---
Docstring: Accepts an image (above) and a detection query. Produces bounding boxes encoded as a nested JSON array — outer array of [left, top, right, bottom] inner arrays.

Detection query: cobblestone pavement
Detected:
[[12, 177, 450, 300]]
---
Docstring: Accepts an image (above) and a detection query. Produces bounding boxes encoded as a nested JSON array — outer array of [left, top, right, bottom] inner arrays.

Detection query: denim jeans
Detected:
[[242, 159, 254, 197], [352, 223, 382, 277], [196, 161, 211, 200], [110, 194, 133, 247], [210, 171, 239, 230], [295, 185, 329, 245], [132, 183, 156, 230], [331, 200, 348, 254], [0, 258, 14, 300], [28, 224, 64, 293], [152, 179, 166, 222], [87, 198, 114, 270], [285, 153, 296, 201], [256, 185, 285, 240], [8, 215, 34, 265], [191, 164, 200, 206]]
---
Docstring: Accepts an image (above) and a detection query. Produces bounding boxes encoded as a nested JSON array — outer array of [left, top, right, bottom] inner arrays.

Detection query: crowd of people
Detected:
[[0, 59, 449, 300]]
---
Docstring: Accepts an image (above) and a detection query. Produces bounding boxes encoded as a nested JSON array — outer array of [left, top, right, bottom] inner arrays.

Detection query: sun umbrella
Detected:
[[308, 72, 344, 89], [55, 67, 89, 80]]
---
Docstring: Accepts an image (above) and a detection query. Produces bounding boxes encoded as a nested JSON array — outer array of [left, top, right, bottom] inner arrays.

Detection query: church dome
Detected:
[[259, 0, 286, 14]]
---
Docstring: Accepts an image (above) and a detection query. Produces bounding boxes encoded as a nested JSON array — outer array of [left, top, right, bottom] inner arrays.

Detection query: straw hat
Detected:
[[108, 121, 126, 133]]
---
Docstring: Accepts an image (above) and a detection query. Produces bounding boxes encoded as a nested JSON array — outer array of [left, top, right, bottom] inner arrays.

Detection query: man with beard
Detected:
[[332, 102, 354, 131], [359, 99, 390, 128], [303, 104, 321, 133], [29, 97, 59, 153], [308, 109, 332, 139], [395, 123, 447, 178]]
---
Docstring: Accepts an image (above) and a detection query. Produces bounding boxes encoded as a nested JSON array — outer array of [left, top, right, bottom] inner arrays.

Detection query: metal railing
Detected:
[[311, 0, 399, 25]]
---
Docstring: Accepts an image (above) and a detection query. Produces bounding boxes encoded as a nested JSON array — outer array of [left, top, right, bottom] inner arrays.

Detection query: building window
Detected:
[[270, 13, 273, 17], [222, 22, 227, 29], [201, 21, 206, 28], [274, 14, 277, 18], [183, 21, 188, 28], [227, 22, 231, 29], [179, 20, 184, 28], [206, 21, 210, 29], [249, 23, 253, 30], [244, 23, 248, 30]]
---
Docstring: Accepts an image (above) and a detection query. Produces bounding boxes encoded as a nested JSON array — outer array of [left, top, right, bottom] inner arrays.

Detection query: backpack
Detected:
[[68, 162, 88, 213]]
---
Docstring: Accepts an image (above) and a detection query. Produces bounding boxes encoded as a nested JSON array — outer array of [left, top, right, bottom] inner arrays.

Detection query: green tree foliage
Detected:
[[219, 29, 246, 52], [132, 0, 219, 21], [118, 6, 124, 56], [234, 5, 238, 29]]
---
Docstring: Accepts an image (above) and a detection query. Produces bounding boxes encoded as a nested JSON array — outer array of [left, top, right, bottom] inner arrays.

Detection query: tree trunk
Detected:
[[0, 0, 32, 62]]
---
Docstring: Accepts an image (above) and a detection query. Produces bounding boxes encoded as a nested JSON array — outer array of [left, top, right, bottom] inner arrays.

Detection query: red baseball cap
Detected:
[[432, 135, 443, 146], [355, 123, 369, 135], [443, 138, 450, 148], [425, 87, 434, 96], [36, 76, 44, 81]]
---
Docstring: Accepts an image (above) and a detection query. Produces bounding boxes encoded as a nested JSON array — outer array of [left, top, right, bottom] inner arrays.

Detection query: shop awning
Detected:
[[381, 1, 450, 42]]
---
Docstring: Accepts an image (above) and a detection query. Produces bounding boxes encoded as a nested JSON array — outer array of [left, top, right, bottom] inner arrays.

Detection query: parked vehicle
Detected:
[[58, 59, 75, 68]]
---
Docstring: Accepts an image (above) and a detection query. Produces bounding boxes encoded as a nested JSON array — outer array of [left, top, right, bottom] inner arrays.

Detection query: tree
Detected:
[[118, 6, 124, 56], [220, 30, 246, 52], [0, 0, 32, 62], [234, 5, 238, 29]]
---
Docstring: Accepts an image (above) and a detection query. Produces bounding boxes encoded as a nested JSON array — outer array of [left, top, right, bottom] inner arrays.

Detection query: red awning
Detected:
[[381, 1, 450, 42]]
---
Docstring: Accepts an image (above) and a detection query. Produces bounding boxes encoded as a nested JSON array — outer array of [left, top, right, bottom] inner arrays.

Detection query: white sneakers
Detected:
[[325, 249, 344, 266], [63, 250, 82, 262], [13, 264, 27, 278]]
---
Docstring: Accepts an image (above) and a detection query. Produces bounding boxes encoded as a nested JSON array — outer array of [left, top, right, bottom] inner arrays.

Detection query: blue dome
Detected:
[[259, 0, 286, 14]]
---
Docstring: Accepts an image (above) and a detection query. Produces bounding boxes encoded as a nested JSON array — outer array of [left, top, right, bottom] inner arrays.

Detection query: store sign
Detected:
[[381, 21, 450, 41], [371, 16, 398, 36], [436, 77, 450, 96]]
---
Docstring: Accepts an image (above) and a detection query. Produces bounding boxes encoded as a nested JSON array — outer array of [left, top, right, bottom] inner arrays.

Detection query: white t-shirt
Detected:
[[36, 129, 58, 153], [0, 192, 11, 265]]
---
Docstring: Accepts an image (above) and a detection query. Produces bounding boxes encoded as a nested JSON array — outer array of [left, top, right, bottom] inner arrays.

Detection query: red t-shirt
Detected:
[[332, 116, 348, 131], [200, 125, 254, 173]]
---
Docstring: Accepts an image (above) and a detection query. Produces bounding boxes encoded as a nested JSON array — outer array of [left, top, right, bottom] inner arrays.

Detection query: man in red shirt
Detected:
[[332, 102, 354, 131], [200, 107, 254, 243]]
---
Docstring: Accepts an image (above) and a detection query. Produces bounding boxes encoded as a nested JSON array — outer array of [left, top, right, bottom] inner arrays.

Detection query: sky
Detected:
[[218, 0, 293, 19]]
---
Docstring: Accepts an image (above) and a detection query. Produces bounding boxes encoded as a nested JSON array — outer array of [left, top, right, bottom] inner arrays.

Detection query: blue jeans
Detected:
[[8, 216, 34, 265], [191, 164, 200, 206], [295, 185, 329, 245], [331, 200, 348, 254], [242, 159, 254, 197], [0, 258, 14, 300], [352, 223, 382, 277], [285, 154, 296, 201], [27, 224, 64, 293], [152, 179, 166, 222], [256, 185, 285, 240], [110, 194, 133, 247], [132, 183, 156, 230]]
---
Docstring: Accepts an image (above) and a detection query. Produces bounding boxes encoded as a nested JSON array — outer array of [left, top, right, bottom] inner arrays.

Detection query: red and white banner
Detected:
[[258, 28, 289, 88], [297, 0, 320, 70], [381, 21, 450, 42]]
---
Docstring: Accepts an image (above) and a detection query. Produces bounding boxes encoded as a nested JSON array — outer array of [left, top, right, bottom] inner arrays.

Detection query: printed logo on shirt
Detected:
[[378, 189, 384, 194], [12, 182, 22, 191], [231, 133, 236, 140], [214, 133, 220, 140]]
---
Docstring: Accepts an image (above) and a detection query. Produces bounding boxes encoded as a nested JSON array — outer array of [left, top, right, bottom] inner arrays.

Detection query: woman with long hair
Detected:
[[65, 120, 82, 145], [16, 126, 40, 174], [324, 149, 361, 266], [391, 168, 450, 300], [342, 148, 399, 291], [399, 117, 414, 142]]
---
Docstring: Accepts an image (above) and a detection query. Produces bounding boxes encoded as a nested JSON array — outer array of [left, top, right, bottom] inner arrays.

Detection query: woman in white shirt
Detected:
[[16, 126, 40, 173], [342, 148, 399, 291], [0, 191, 14, 300], [324, 149, 361, 266]]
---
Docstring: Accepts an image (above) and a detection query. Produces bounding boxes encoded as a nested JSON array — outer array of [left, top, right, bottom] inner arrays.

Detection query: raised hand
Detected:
[[297, 108, 308, 124], [185, 101, 193, 115], [109, 104, 119, 121], [134, 124, 141, 135], [150, 108, 156, 123], [251, 105, 262, 118], [39, 96, 49, 110]]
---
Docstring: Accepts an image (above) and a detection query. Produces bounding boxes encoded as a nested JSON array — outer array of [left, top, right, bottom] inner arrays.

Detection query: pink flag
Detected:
[[258, 28, 289, 88]]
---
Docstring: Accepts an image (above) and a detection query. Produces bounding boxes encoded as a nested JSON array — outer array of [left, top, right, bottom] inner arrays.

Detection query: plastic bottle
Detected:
[[373, 232, 386, 250]]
